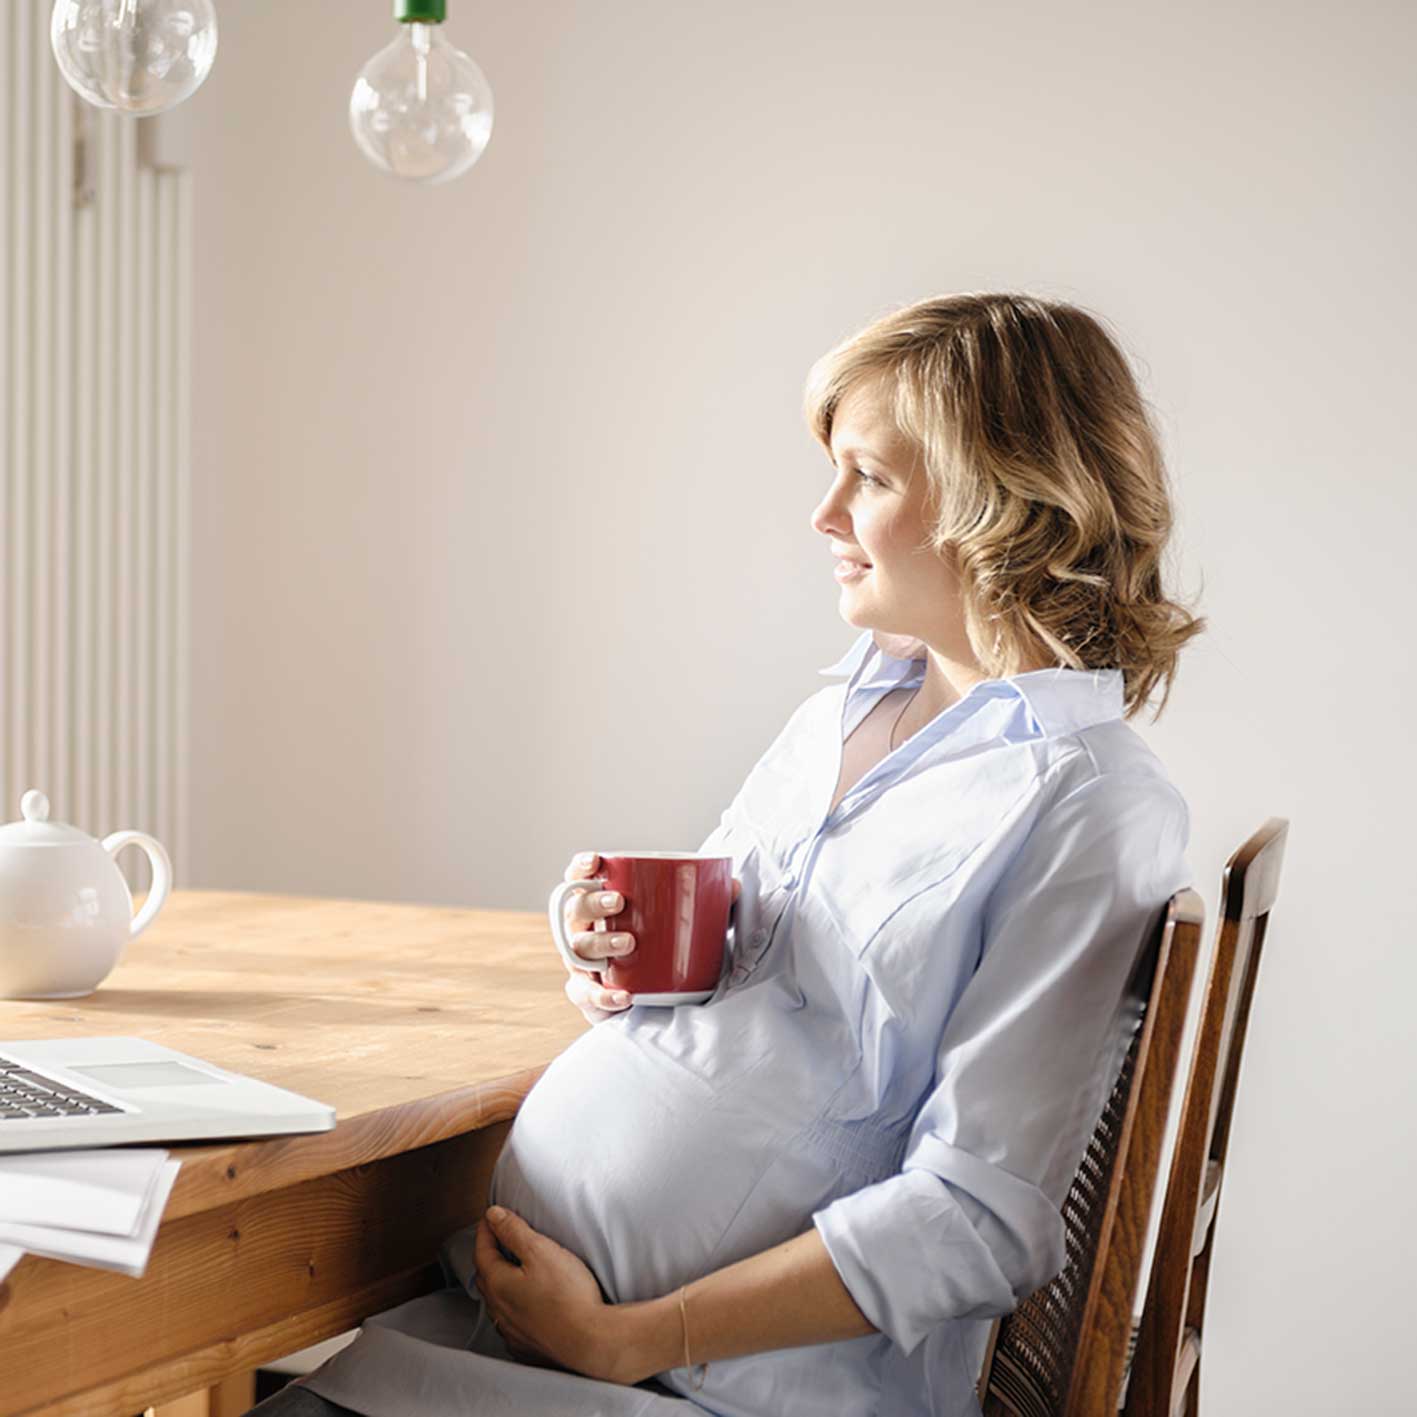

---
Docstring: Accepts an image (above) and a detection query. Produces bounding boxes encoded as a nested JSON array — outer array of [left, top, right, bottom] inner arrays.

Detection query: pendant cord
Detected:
[[888, 686, 923, 753]]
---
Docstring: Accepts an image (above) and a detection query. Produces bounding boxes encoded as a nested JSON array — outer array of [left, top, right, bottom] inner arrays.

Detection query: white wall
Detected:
[[186, 2, 1414, 1409]]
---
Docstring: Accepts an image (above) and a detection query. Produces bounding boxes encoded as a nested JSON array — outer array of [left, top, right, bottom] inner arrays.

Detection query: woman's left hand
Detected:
[[472, 1206, 615, 1380]]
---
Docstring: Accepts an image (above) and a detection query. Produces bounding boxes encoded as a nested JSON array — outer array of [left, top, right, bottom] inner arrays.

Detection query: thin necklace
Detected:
[[888, 686, 923, 753]]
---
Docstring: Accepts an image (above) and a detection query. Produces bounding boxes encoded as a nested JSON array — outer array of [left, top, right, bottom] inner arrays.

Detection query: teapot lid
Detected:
[[0, 790, 93, 846]]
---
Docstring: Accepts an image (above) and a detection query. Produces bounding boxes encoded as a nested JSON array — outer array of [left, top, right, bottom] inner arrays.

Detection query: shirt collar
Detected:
[[817, 629, 1125, 737]]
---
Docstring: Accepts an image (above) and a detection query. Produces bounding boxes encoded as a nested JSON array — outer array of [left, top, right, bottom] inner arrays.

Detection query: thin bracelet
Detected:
[[679, 1283, 708, 1390]]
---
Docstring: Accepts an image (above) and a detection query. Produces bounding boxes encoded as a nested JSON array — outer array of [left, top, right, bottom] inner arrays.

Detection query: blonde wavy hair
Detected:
[[802, 292, 1206, 722]]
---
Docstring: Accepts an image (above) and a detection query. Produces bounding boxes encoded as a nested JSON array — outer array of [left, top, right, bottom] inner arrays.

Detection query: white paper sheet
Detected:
[[0, 1157, 180, 1277], [0, 1147, 170, 1234], [0, 1242, 22, 1283]]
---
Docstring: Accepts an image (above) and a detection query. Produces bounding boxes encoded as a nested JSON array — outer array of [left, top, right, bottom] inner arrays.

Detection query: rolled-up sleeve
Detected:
[[811, 770, 1191, 1356]]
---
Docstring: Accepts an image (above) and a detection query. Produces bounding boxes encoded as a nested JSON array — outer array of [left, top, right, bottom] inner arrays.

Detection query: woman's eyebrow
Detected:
[[831, 444, 887, 466]]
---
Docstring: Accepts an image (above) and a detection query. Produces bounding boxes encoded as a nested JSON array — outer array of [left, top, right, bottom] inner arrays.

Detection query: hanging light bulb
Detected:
[[50, 0, 218, 115], [350, 0, 493, 185]]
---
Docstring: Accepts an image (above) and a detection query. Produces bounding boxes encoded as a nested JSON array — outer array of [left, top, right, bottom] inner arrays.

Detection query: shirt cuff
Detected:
[[811, 1148, 1066, 1356]]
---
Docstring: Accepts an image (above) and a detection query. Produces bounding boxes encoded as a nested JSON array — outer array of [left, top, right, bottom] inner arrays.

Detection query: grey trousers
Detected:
[[243, 1381, 361, 1417]]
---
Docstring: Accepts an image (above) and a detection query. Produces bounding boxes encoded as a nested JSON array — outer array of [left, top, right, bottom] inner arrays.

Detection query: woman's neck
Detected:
[[915, 650, 983, 720]]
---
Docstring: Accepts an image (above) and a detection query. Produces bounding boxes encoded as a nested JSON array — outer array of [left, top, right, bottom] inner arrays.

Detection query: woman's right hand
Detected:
[[559, 852, 637, 1024], [559, 852, 741, 1025]]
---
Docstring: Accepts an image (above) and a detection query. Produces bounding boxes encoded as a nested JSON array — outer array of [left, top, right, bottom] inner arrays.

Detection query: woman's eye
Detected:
[[853, 469, 881, 487]]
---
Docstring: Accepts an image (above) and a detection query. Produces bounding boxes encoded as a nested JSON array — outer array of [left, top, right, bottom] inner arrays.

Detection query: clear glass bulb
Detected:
[[350, 21, 494, 185], [50, 0, 218, 115]]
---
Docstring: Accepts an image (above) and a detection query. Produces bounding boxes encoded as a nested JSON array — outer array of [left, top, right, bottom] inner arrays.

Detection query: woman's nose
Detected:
[[810, 485, 848, 539]]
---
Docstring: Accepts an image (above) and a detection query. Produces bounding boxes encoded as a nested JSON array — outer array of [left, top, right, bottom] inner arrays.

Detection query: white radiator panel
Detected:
[[2, 0, 191, 893]]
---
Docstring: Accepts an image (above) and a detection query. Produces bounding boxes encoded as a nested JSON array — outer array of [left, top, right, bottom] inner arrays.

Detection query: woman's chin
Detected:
[[872, 630, 928, 659], [835, 608, 925, 658]]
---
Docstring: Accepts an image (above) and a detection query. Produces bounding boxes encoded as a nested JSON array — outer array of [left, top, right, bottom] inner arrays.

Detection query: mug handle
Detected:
[[101, 830, 174, 940], [547, 877, 610, 981]]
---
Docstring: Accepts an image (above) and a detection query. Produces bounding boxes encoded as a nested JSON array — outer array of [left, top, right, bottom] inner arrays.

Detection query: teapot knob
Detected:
[[20, 789, 50, 823]]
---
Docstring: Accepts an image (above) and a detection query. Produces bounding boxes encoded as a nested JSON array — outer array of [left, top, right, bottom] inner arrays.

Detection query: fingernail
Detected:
[[600, 892, 619, 908], [612, 992, 631, 1005], [577, 852, 594, 864], [487, 1205, 506, 1220]]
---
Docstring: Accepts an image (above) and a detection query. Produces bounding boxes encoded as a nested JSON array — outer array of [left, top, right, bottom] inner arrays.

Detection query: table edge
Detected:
[[159, 1064, 547, 1221]]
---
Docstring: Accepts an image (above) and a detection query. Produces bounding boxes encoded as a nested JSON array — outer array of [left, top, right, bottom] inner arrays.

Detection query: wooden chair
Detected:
[[975, 885, 1207, 1416], [1121, 817, 1289, 1417]]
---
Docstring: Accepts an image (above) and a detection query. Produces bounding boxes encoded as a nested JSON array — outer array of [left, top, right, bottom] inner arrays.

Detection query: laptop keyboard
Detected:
[[0, 1056, 124, 1121]]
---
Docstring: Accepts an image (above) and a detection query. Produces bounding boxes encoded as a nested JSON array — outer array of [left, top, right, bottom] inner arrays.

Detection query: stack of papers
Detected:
[[0, 1148, 180, 1283]]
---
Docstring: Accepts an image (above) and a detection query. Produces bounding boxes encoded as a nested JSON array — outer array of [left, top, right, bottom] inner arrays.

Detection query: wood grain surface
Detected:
[[0, 890, 586, 1416]]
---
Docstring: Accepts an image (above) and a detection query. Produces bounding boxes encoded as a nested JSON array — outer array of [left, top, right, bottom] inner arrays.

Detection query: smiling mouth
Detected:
[[834, 559, 872, 579]]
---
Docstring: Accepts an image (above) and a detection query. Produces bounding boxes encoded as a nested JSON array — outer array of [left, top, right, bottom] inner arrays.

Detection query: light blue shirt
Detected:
[[301, 630, 1192, 1417]]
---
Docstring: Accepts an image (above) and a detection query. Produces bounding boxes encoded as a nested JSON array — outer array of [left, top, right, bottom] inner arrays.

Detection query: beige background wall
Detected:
[[186, 2, 1413, 1409]]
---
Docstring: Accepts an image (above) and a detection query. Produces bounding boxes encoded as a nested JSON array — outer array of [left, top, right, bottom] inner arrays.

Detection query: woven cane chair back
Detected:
[[978, 887, 1206, 1416]]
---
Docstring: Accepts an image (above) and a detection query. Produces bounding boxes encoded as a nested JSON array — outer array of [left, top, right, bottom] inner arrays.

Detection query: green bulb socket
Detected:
[[396, 0, 446, 22]]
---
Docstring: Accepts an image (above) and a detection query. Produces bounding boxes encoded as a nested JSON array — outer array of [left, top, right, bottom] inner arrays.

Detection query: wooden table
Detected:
[[0, 890, 586, 1417]]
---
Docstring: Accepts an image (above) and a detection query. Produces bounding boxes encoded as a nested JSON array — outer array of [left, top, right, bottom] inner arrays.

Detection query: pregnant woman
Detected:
[[248, 291, 1204, 1417]]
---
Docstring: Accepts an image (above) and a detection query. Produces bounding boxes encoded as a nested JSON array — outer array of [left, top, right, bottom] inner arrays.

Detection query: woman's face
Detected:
[[809, 377, 964, 653]]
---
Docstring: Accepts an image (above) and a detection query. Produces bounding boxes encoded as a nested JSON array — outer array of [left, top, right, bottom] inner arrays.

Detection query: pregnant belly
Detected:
[[487, 1017, 787, 1305]]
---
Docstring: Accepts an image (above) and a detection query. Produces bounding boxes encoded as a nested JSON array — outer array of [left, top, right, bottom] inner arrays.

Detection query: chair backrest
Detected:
[[1121, 817, 1289, 1417], [977, 886, 1207, 1417]]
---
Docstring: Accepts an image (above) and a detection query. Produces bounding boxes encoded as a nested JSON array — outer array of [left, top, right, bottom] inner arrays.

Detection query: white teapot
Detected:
[[0, 789, 172, 999]]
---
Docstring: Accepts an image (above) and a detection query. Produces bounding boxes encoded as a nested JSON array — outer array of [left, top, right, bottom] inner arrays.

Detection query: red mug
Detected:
[[547, 852, 734, 1005]]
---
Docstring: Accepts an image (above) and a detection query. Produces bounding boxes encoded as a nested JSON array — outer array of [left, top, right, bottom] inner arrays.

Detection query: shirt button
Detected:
[[752, 928, 769, 946], [781, 874, 797, 889]]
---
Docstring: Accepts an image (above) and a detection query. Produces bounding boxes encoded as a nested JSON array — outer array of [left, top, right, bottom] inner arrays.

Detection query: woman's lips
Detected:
[[834, 559, 872, 582]]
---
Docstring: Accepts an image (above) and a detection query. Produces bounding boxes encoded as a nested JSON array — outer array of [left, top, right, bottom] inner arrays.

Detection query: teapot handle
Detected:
[[101, 831, 174, 940]]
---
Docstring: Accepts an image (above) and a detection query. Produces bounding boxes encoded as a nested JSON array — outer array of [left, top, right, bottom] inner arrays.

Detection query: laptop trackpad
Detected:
[[69, 1061, 224, 1088]]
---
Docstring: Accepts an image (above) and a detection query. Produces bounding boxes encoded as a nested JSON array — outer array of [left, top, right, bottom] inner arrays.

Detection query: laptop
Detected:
[[0, 1036, 337, 1154]]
